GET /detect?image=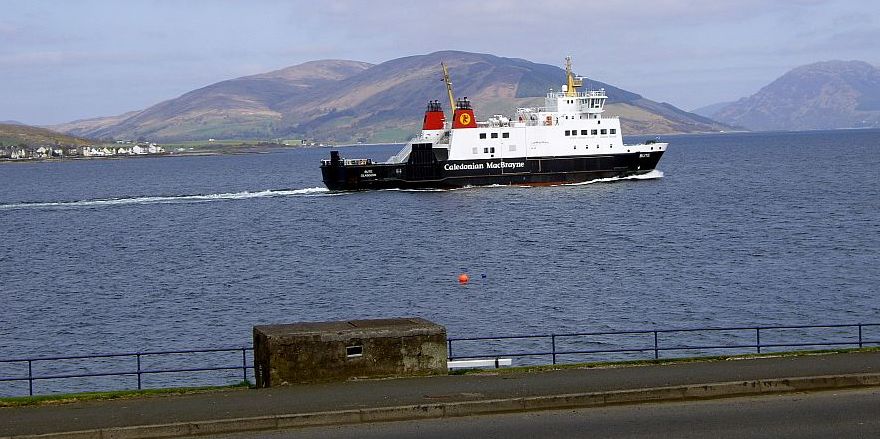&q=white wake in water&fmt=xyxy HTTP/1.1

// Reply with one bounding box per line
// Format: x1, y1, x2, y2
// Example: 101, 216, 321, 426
0, 187, 332, 211
560, 169, 664, 186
